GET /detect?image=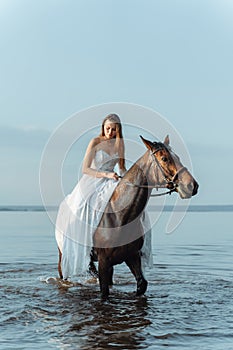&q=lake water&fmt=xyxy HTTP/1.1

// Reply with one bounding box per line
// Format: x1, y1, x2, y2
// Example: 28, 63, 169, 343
0, 207, 233, 349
